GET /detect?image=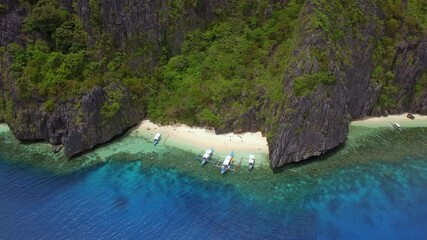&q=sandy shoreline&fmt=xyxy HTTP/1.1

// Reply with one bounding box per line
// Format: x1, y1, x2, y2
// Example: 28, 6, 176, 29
1, 113, 425, 166
131, 114, 426, 165
351, 113, 427, 128
131, 120, 270, 166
